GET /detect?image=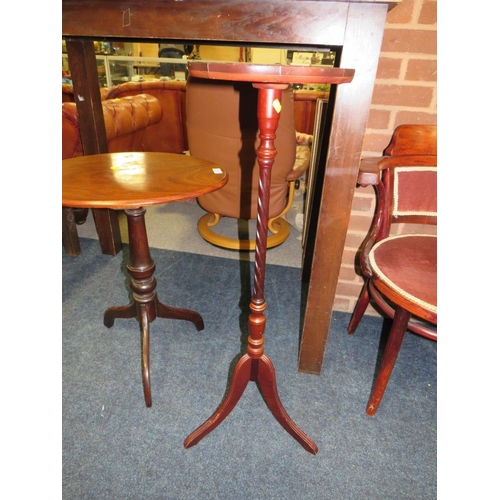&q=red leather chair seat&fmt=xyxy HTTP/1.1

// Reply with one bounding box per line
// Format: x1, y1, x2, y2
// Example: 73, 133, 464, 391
368, 234, 437, 313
